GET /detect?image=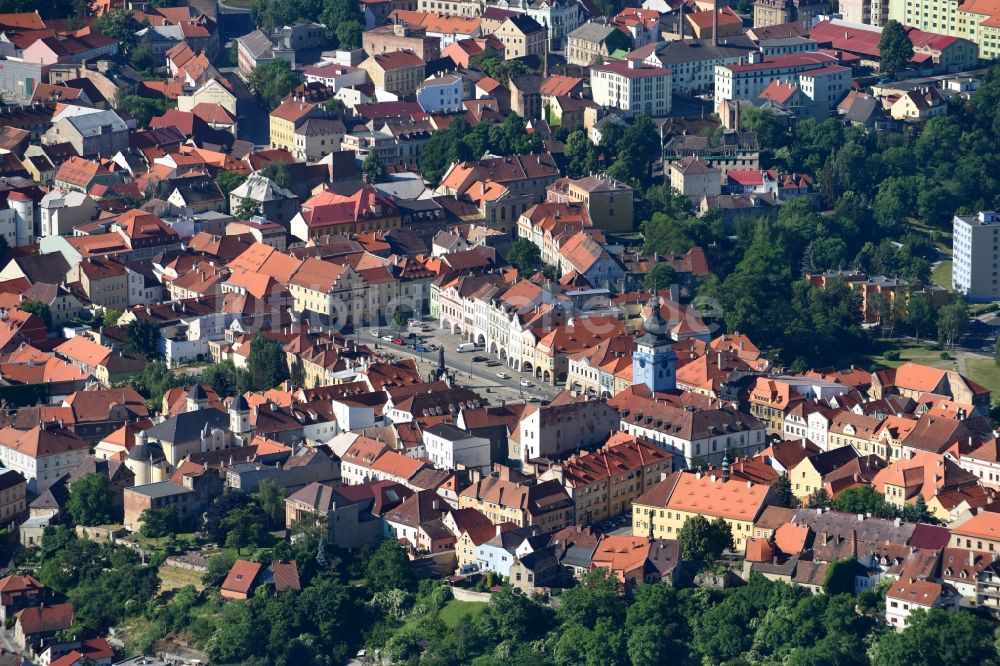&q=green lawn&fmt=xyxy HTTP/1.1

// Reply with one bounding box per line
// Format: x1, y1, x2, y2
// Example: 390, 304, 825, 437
965, 357, 1000, 397
158, 564, 206, 593
931, 260, 953, 291
439, 599, 487, 628
862, 340, 957, 372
